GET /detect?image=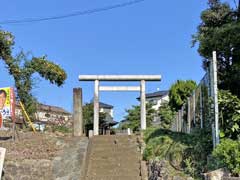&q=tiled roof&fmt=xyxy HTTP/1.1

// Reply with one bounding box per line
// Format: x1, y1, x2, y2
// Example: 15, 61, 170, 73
102, 120, 118, 126
16, 102, 71, 115
145, 90, 169, 98
37, 103, 71, 115
137, 90, 169, 100
99, 102, 114, 109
